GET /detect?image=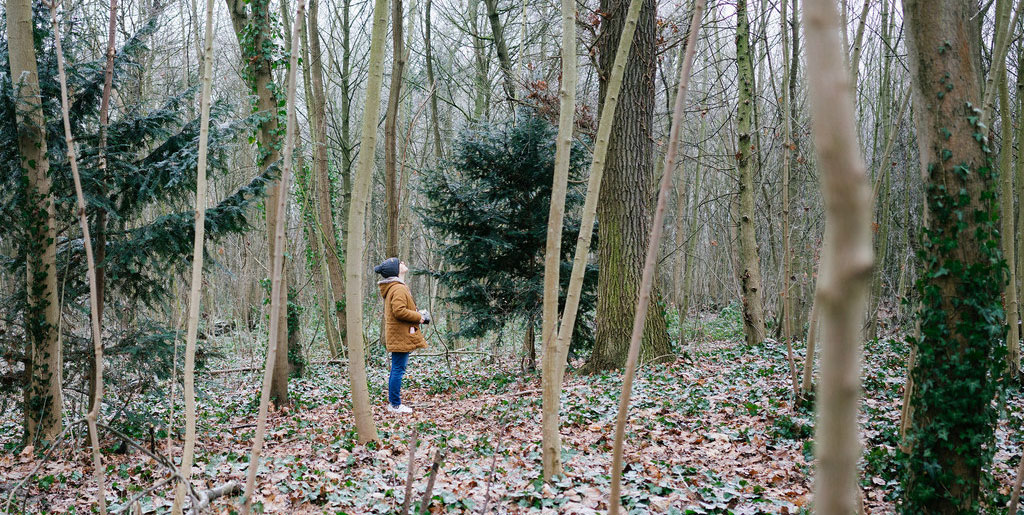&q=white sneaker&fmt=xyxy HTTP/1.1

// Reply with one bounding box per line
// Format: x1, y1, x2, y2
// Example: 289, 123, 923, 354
387, 404, 413, 414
